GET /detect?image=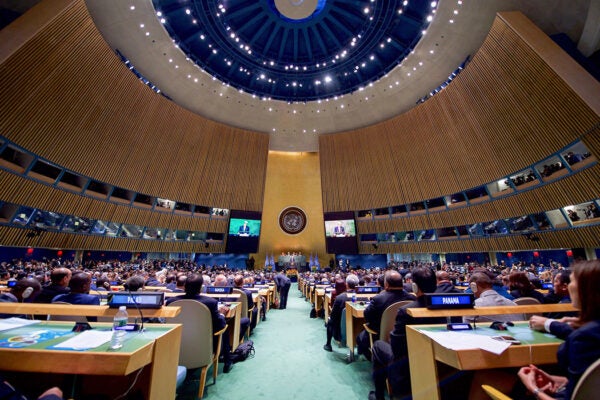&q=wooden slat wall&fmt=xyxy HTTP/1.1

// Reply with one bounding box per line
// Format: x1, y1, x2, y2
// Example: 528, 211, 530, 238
358, 224, 600, 254
320, 15, 600, 212
0, 225, 226, 253
0, 0, 269, 212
